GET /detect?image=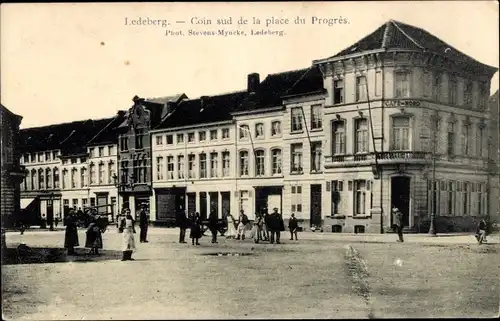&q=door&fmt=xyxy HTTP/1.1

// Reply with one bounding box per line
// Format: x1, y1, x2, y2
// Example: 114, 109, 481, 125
221, 192, 230, 219
199, 192, 207, 220
97, 195, 108, 214
46, 199, 54, 225
110, 197, 117, 221
310, 184, 322, 227
391, 176, 411, 227
209, 192, 219, 217
187, 193, 196, 216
